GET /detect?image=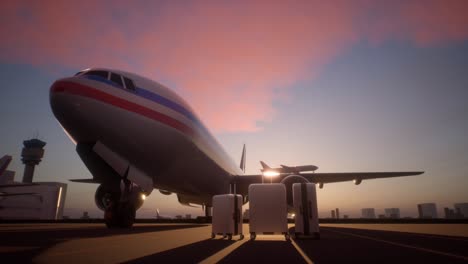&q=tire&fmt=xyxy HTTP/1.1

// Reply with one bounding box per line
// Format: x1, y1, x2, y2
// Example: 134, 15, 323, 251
211, 233, 215, 239
250, 232, 256, 241
240, 234, 244, 240
227, 234, 232, 240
